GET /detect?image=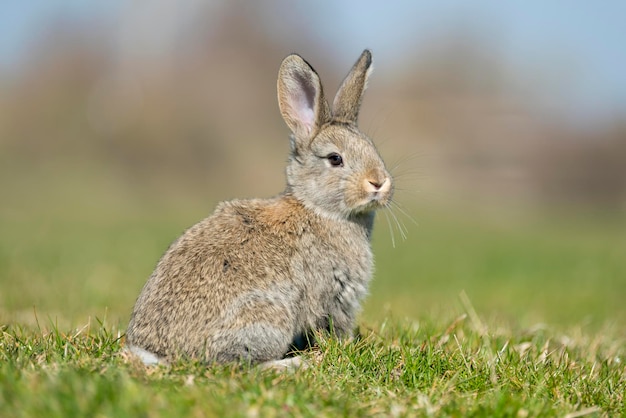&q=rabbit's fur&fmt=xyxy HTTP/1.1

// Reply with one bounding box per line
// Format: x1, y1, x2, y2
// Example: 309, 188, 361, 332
126, 50, 393, 365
